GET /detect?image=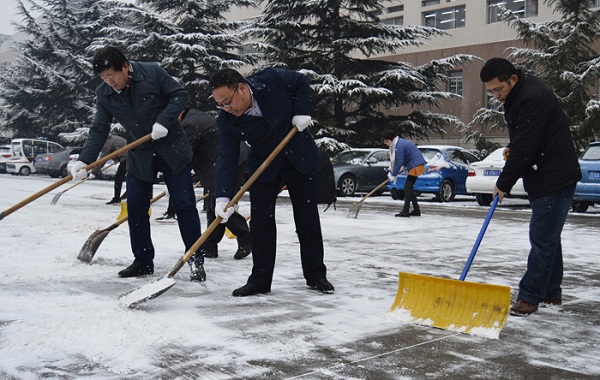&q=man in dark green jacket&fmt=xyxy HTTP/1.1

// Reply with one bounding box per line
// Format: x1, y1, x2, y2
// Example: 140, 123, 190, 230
71, 46, 204, 282
481, 58, 581, 317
